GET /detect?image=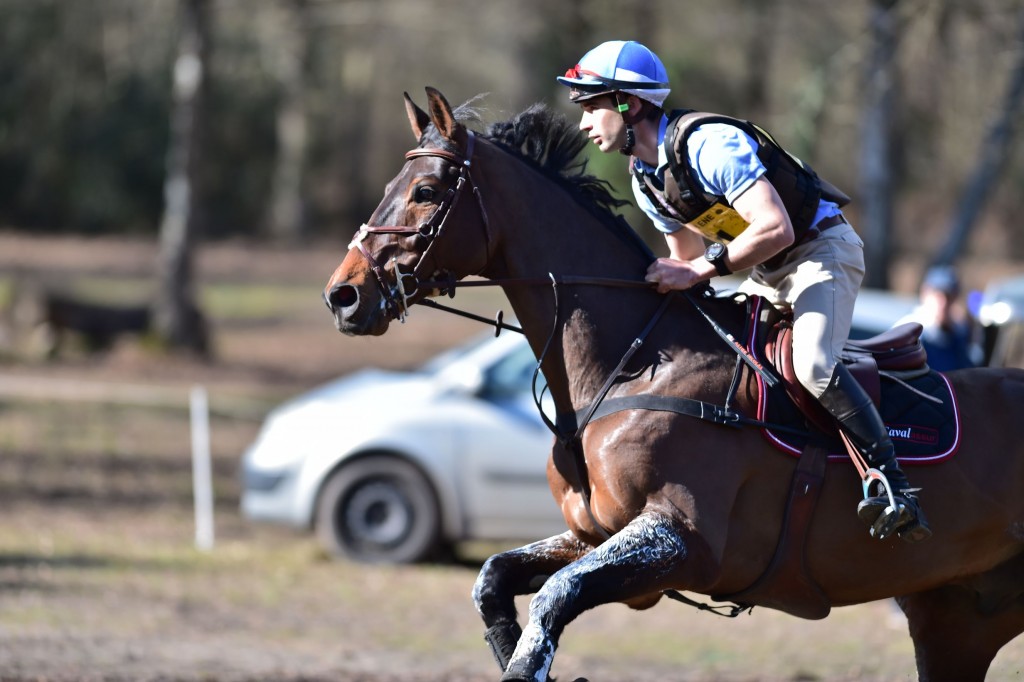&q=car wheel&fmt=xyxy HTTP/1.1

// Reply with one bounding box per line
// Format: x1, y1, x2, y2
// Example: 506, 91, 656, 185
315, 455, 443, 564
